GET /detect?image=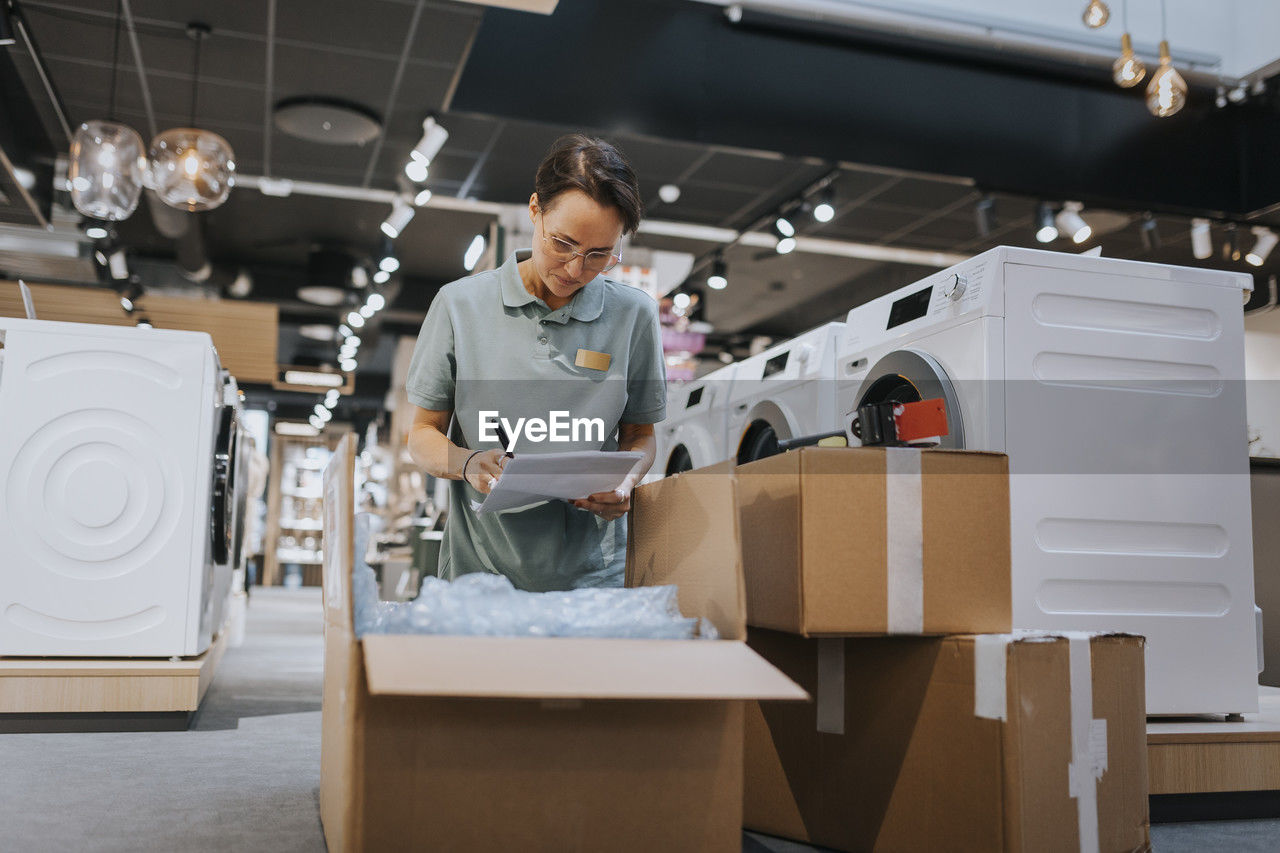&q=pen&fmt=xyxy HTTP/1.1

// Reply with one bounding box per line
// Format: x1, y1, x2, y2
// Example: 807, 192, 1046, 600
494, 420, 516, 457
